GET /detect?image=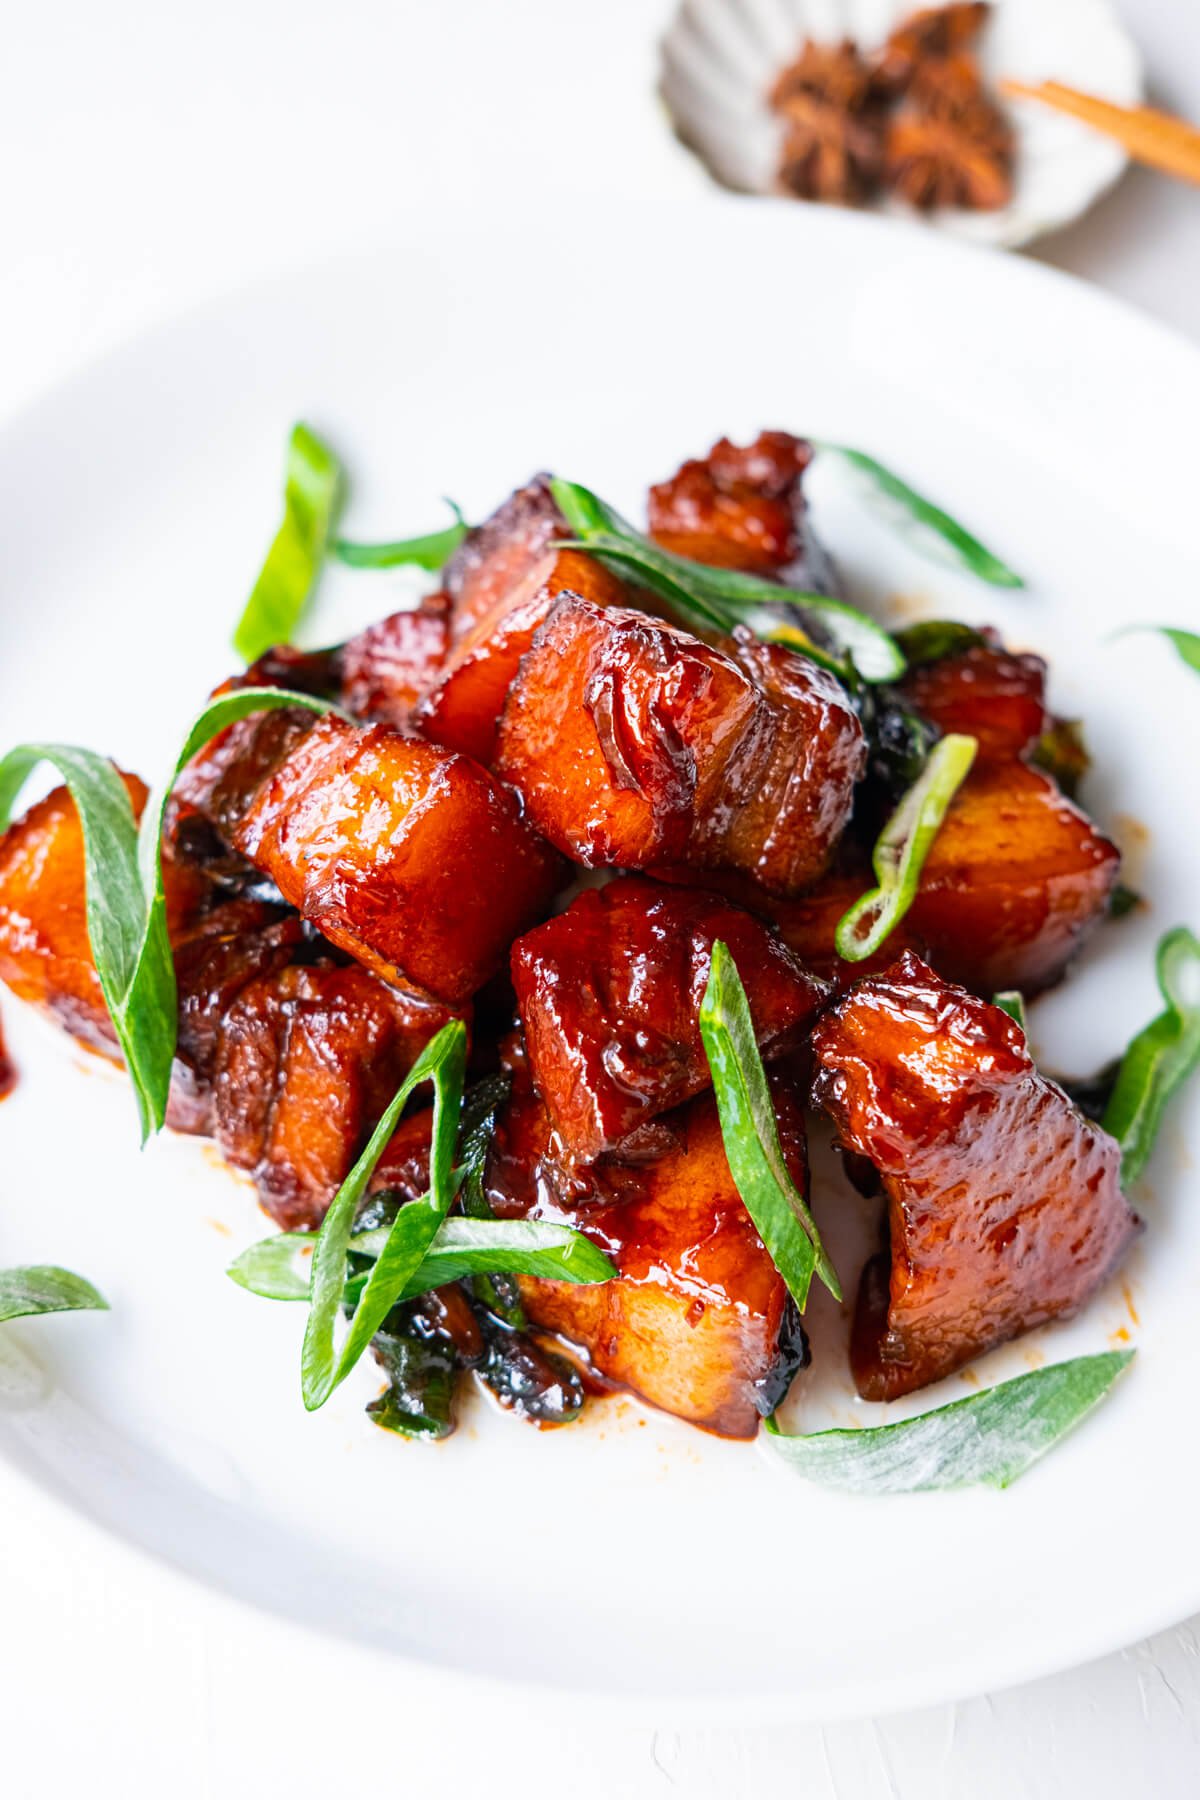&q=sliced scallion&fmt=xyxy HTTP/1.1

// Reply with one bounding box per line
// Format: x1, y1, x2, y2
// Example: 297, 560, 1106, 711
1112, 625, 1200, 677
233, 423, 344, 663
0, 1266, 108, 1323
764, 1351, 1133, 1492
549, 478, 904, 683
835, 733, 977, 963
816, 444, 1025, 589
699, 940, 840, 1309
331, 502, 468, 571
1102, 927, 1200, 1185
